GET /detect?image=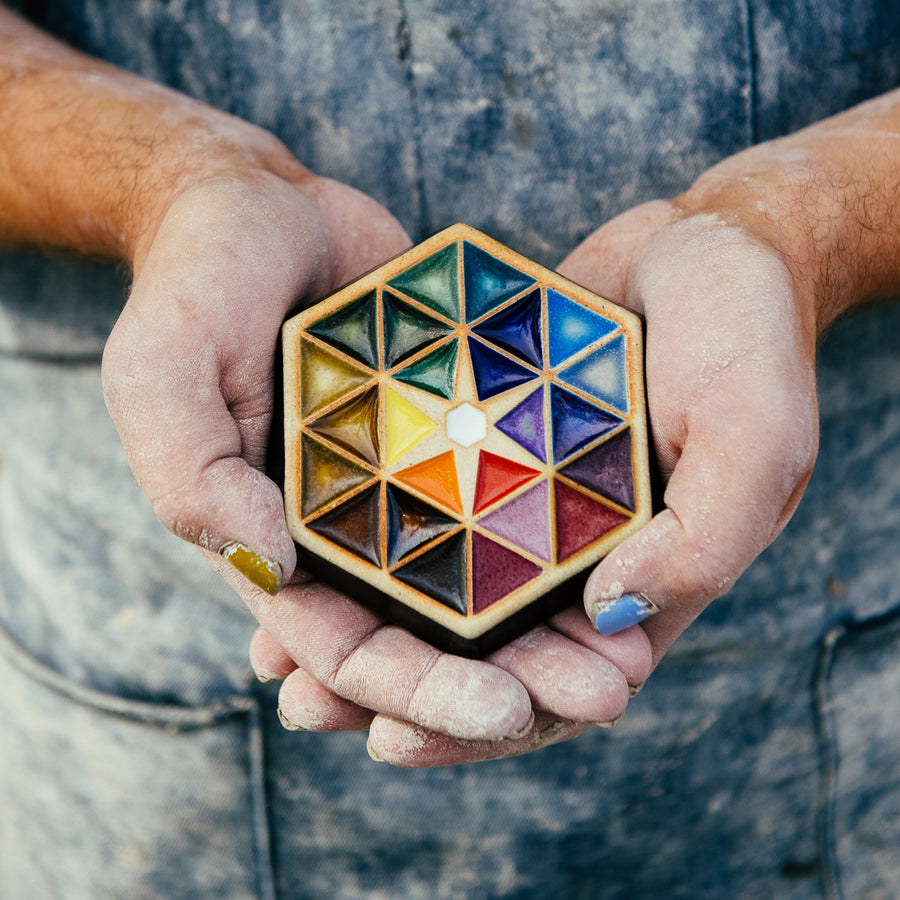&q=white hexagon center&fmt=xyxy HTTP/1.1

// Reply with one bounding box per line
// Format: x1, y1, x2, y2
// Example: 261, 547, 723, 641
446, 402, 487, 447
